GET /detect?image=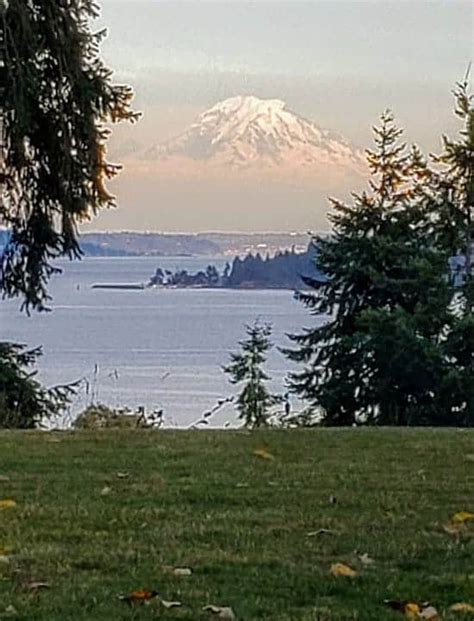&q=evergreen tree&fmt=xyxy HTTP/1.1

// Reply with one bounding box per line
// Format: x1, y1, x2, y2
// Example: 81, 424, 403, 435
285, 112, 452, 425
0, 0, 139, 311
0, 1, 137, 426
0, 342, 76, 428
224, 322, 277, 428
431, 78, 474, 422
